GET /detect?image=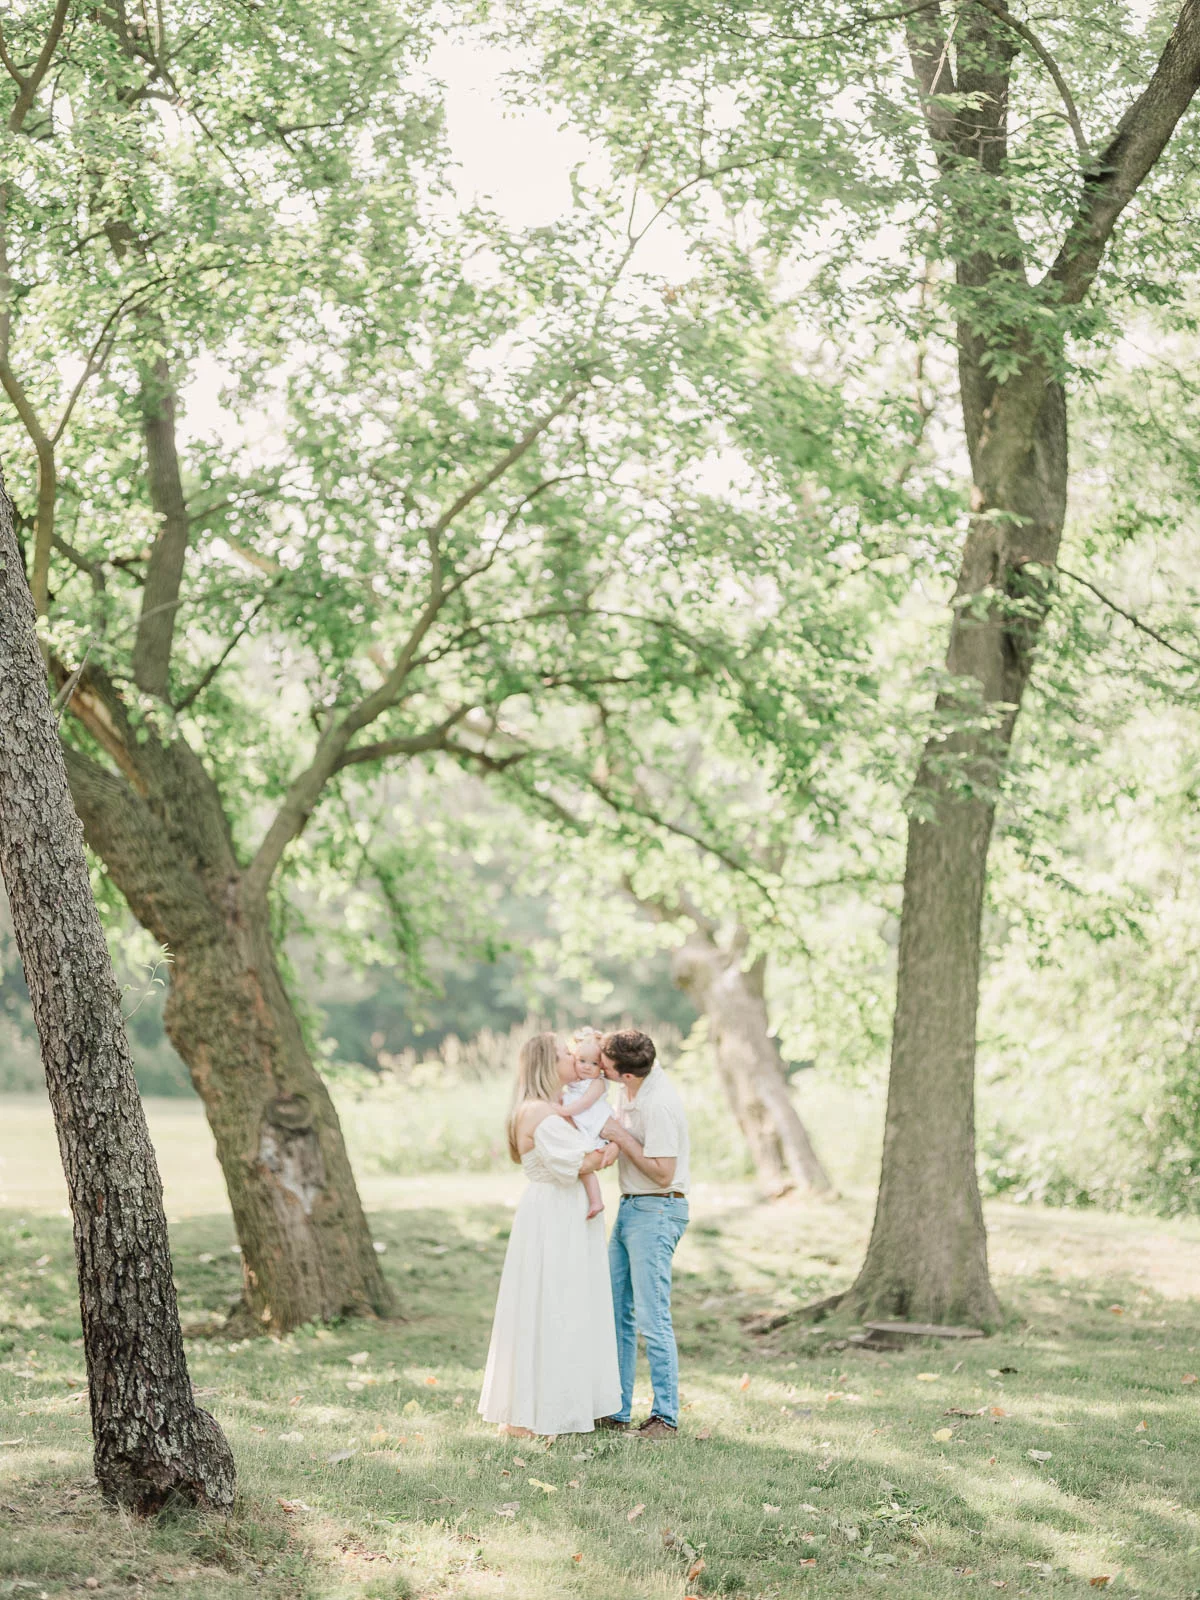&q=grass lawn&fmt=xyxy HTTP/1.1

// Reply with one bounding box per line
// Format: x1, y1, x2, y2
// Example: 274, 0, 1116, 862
3, 1100, 1200, 1599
